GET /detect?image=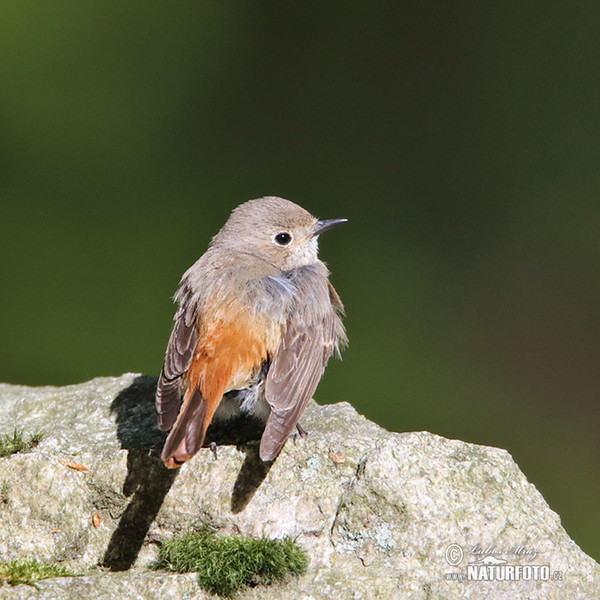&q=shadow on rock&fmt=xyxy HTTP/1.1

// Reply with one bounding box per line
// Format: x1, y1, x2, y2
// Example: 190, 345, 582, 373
230, 441, 274, 513
102, 376, 277, 569
204, 412, 274, 513
102, 375, 178, 571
